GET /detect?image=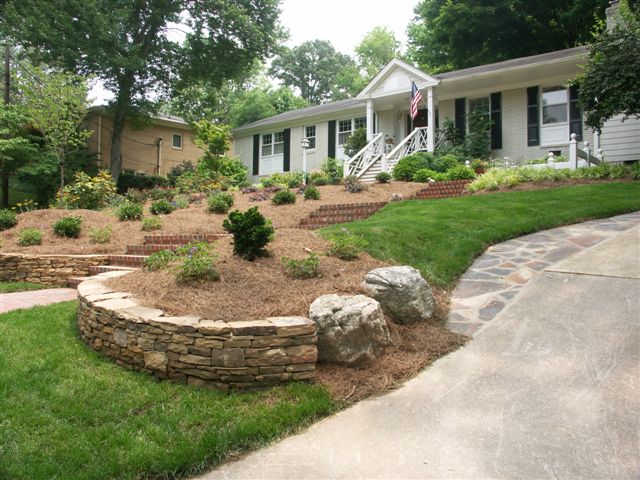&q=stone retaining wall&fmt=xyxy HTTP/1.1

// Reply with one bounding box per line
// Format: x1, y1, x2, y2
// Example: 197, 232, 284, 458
0, 253, 109, 286
77, 273, 318, 390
